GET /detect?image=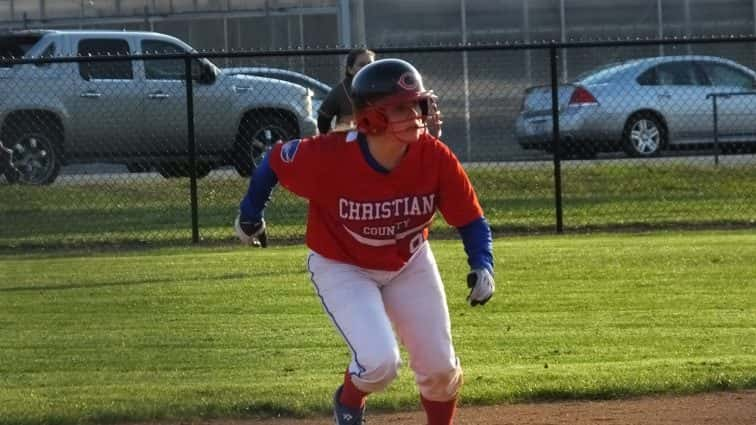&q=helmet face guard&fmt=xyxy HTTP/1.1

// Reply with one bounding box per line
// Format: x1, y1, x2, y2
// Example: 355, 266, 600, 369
356, 91, 442, 143
351, 59, 443, 142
